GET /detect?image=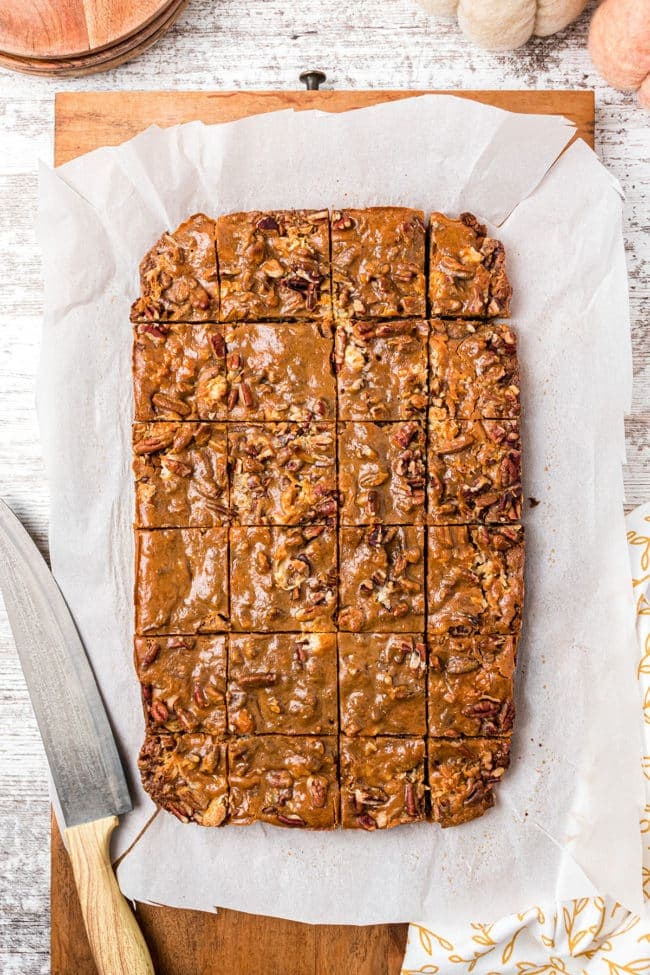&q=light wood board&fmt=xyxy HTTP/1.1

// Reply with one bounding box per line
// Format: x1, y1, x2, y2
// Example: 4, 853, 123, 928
51, 87, 595, 975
